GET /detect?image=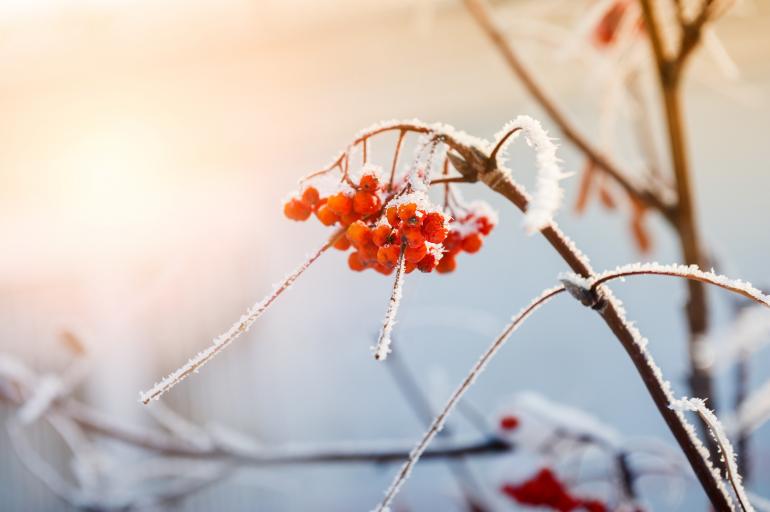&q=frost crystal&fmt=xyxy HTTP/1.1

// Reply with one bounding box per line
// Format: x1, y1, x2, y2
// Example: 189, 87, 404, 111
494, 115, 570, 234
373, 256, 406, 361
